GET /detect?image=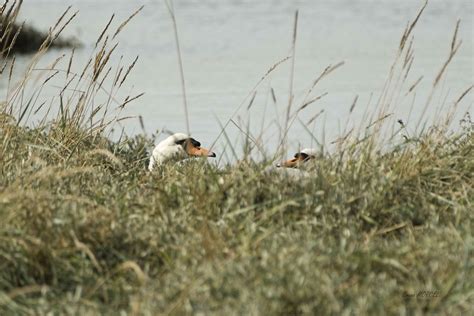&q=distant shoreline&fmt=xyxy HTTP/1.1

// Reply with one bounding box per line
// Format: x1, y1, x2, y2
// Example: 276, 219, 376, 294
0, 18, 80, 55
